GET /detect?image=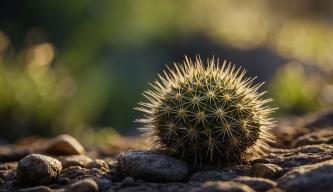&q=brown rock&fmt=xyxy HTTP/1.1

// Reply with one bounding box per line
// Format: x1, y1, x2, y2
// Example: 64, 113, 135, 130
17, 154, 62, 186
86, 159, 109, 171
43, 135, 85, 156
58, 155, 92, 168
278, 159, 333, 192
251, 163, 283, 179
